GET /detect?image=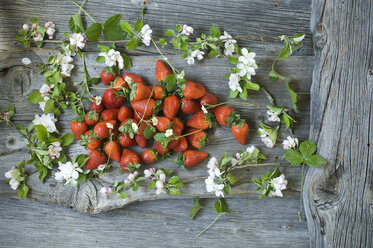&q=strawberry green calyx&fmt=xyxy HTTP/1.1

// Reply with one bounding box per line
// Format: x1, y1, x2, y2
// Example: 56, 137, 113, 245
174, 152, 187, 170
226, 111, 244, 126
205, 112, 217, 128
